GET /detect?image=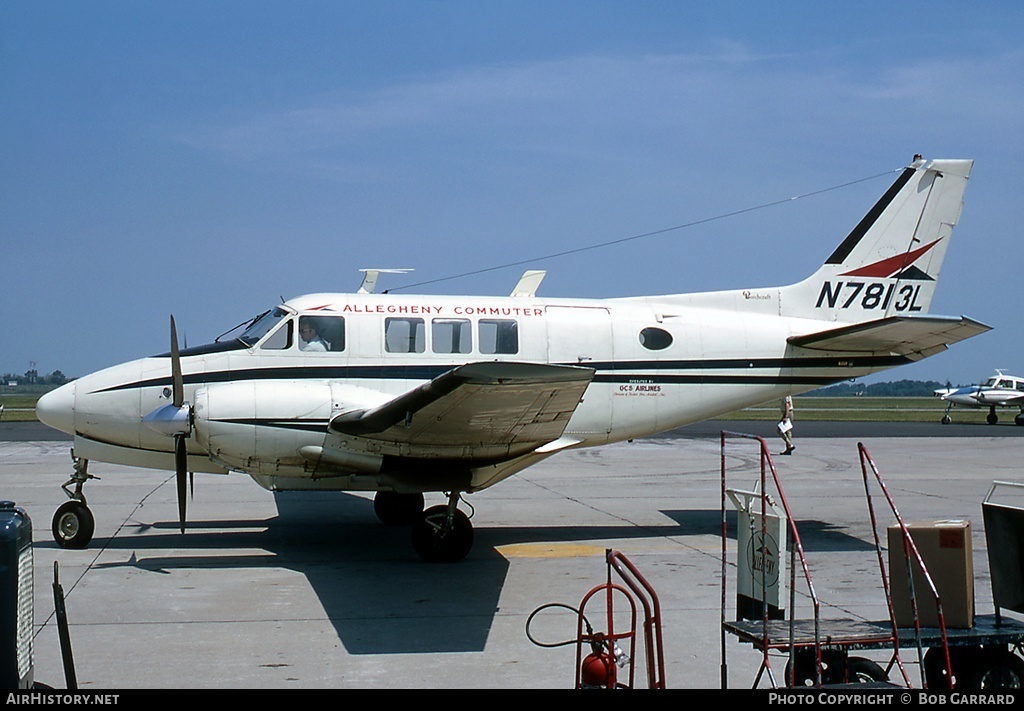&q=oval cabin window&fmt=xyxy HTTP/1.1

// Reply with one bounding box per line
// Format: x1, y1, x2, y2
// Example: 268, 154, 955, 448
639, 327, 673, 351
